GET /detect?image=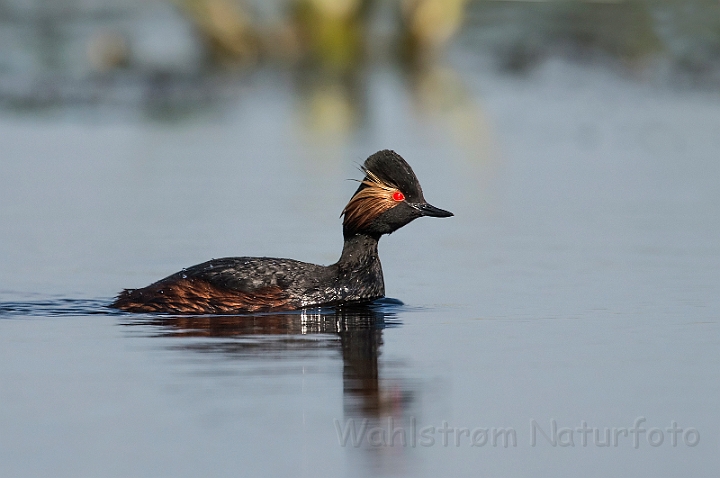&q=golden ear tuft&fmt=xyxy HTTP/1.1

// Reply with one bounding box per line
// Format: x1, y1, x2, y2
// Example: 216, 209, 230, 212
342, 170, 403, 231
